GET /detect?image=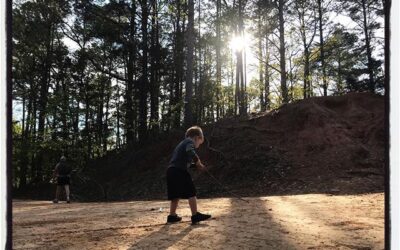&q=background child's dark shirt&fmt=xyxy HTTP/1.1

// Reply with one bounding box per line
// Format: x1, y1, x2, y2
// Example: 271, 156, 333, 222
169, 138, 199, 171
55, 162, 72, 176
